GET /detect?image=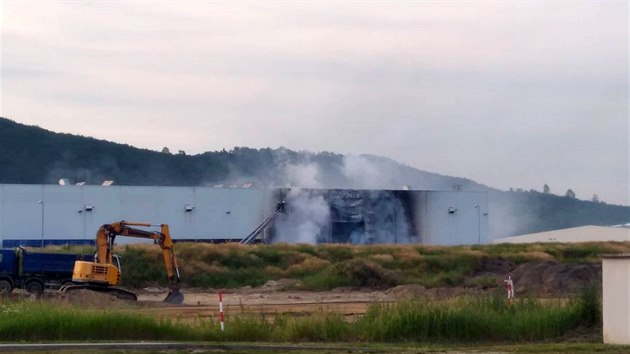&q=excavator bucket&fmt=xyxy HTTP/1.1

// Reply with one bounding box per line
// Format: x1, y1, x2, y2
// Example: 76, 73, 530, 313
163, 289, 184, 304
